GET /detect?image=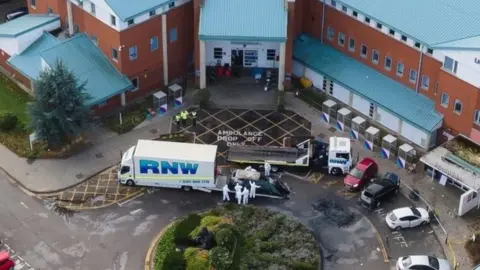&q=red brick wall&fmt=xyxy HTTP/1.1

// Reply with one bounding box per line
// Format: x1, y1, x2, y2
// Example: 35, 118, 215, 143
27, 0, 67, 26
167, 1, 194, 81
0, 49, 32, 90
91, 94, 122, 115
